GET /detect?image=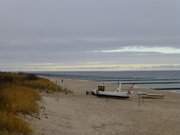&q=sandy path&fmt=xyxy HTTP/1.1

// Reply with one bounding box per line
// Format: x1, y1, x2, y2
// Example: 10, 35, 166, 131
31, 78, 180, 135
